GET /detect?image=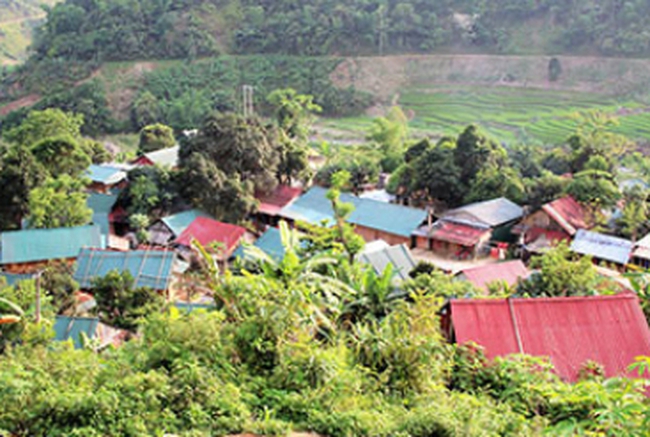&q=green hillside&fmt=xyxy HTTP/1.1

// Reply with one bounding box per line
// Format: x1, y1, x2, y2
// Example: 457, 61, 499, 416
0, 0, 60, 65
